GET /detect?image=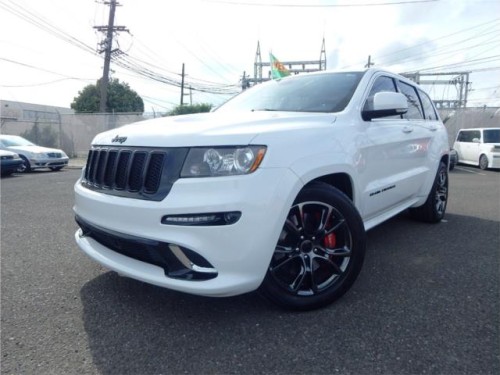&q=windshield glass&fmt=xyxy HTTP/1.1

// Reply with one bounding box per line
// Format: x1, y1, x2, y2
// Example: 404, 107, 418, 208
1, 136, 35, 147
483, 129, 500, 143
217, 72, 365, 113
